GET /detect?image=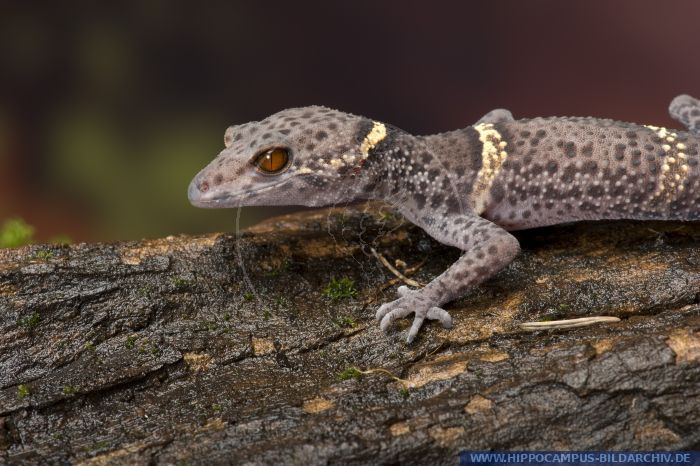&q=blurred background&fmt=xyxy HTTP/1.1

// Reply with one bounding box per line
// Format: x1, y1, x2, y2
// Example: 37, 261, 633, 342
2, 1, 700, 244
